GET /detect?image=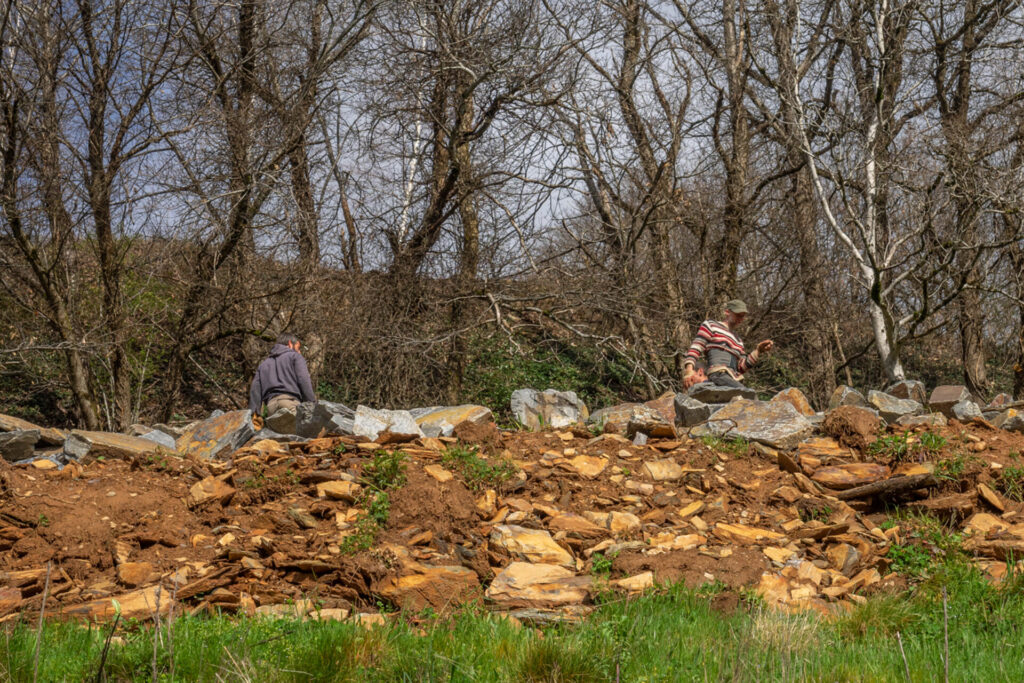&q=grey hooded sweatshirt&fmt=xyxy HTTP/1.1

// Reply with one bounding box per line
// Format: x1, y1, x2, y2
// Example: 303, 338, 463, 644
248, 344, 315, 413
